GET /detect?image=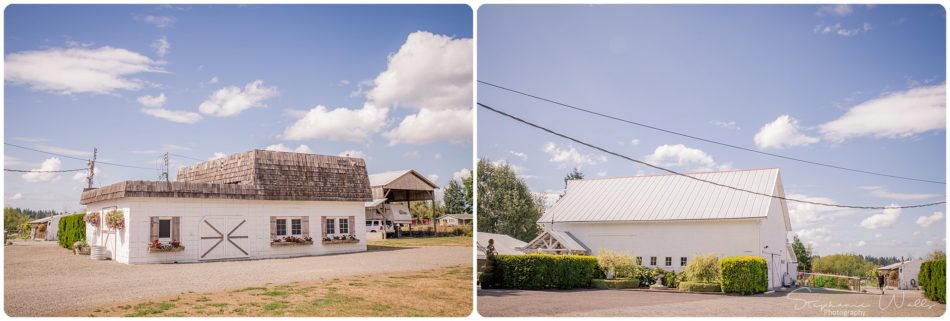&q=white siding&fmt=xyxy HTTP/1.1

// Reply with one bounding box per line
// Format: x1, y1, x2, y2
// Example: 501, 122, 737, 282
85, 197, 366, 264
